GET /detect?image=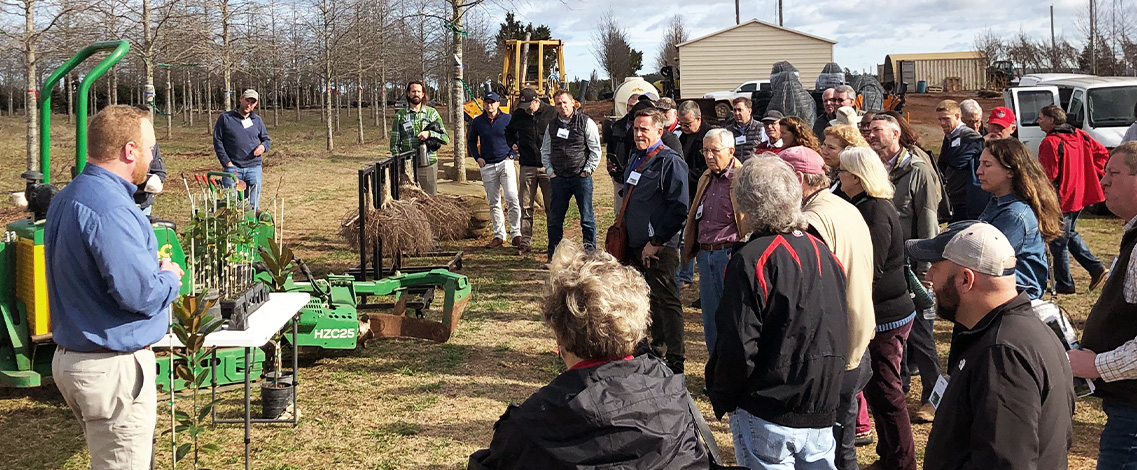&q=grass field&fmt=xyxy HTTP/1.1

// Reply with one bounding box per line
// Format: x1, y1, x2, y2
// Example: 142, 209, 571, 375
0, 104, 1123, 469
